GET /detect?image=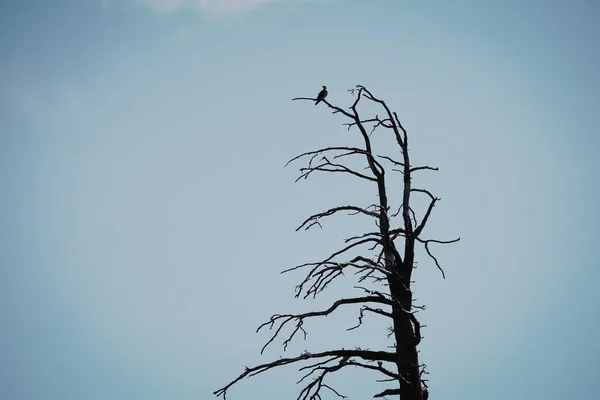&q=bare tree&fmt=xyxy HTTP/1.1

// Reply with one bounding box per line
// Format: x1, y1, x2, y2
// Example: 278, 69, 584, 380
213, 85, 459, 400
